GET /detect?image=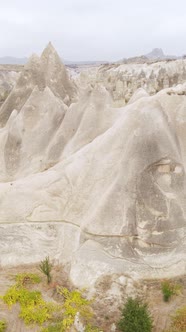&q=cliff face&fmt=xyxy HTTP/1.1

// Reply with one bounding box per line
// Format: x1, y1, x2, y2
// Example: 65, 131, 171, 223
0, 44, 185, 288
